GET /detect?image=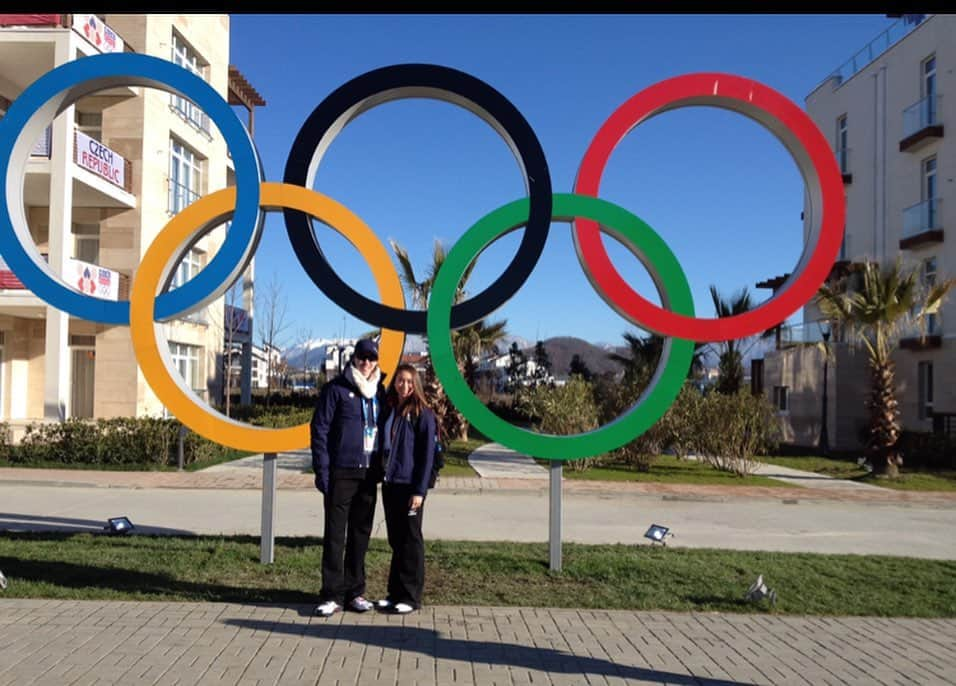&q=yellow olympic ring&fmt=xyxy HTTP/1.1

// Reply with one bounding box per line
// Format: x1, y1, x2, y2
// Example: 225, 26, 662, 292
130, 182, 406, 452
